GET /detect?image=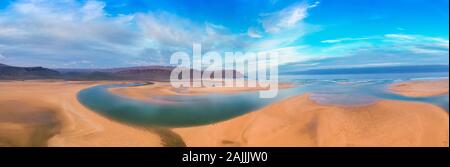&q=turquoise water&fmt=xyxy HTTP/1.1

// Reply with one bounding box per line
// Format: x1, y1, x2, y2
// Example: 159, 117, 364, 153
281, 72, 449, 110
78, 72, 449, 127
78, 83, 284, 127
